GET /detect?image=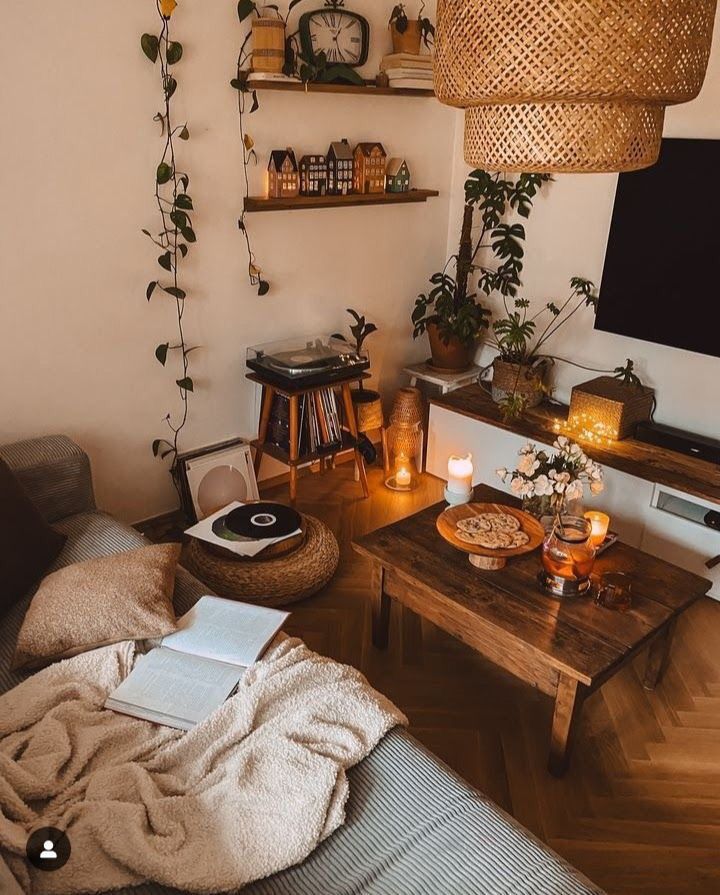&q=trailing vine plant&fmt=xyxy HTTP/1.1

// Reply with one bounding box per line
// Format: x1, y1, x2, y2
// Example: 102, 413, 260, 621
141, 0, 197, 494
